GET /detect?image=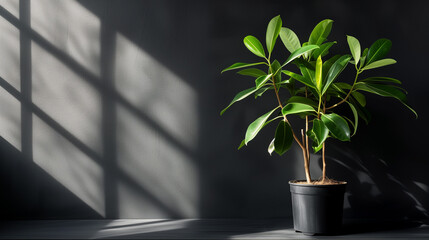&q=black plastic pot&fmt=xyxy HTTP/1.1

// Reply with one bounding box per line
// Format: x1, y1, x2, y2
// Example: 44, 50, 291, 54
289, 181, 347, 235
